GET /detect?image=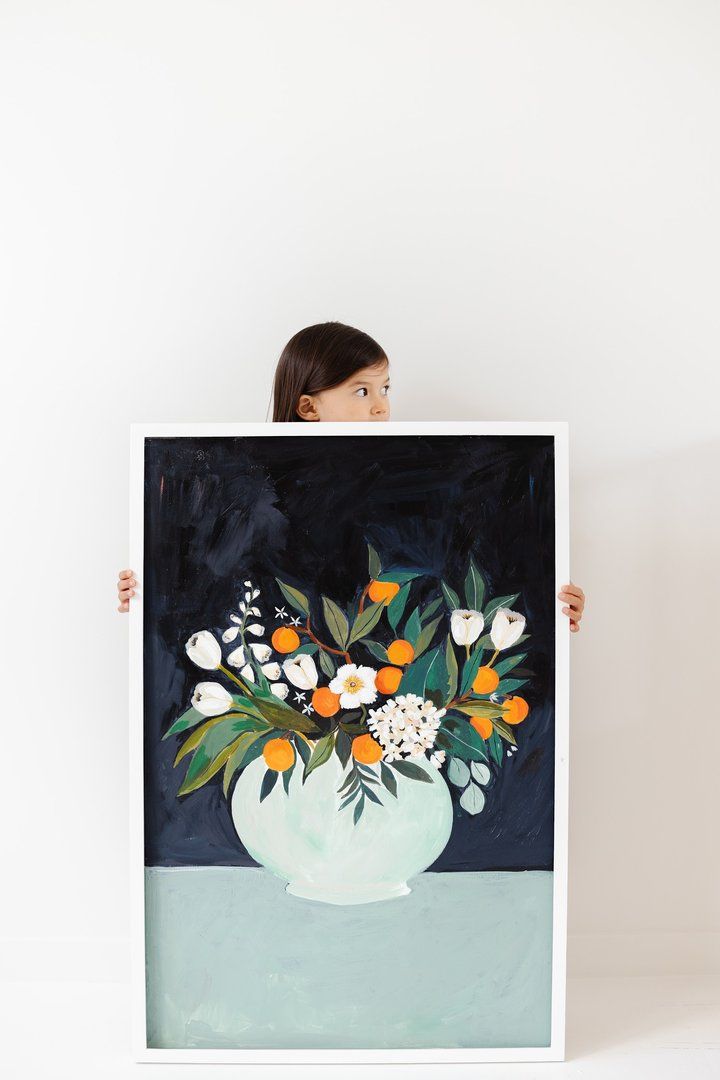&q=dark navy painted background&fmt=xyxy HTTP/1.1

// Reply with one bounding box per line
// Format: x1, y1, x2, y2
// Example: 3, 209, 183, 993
143, 434, 556, 871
